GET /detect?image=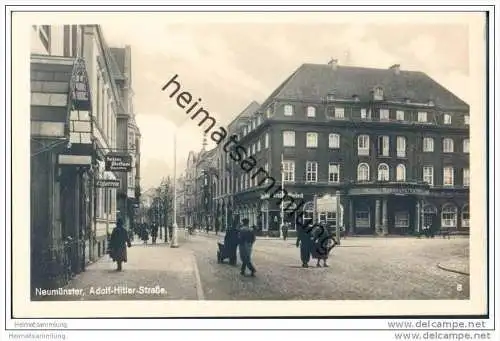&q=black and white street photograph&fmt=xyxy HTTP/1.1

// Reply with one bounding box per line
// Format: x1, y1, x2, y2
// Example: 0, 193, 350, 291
8, 8, 492, 325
